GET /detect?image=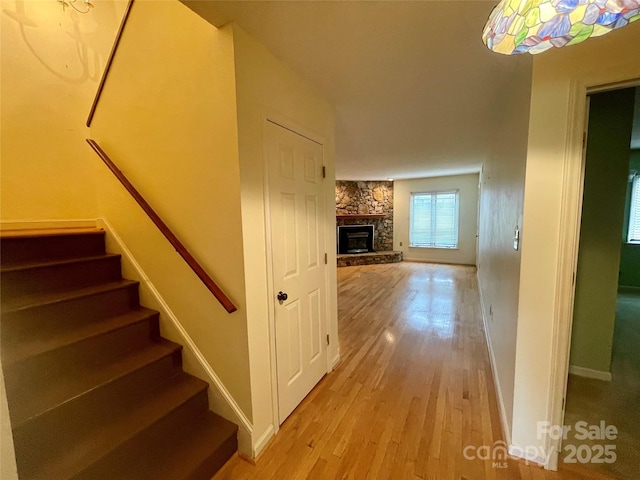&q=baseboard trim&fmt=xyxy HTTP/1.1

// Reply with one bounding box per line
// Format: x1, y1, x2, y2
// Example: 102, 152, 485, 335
97, 218, 254, 443
403, 257, 476, 267
568, 365, 612, 381
252, 424, 275, 458
476, 271, 512, 446
618, 285, 640, 295
331, 352, 341, 370
508, 444, 546, 466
